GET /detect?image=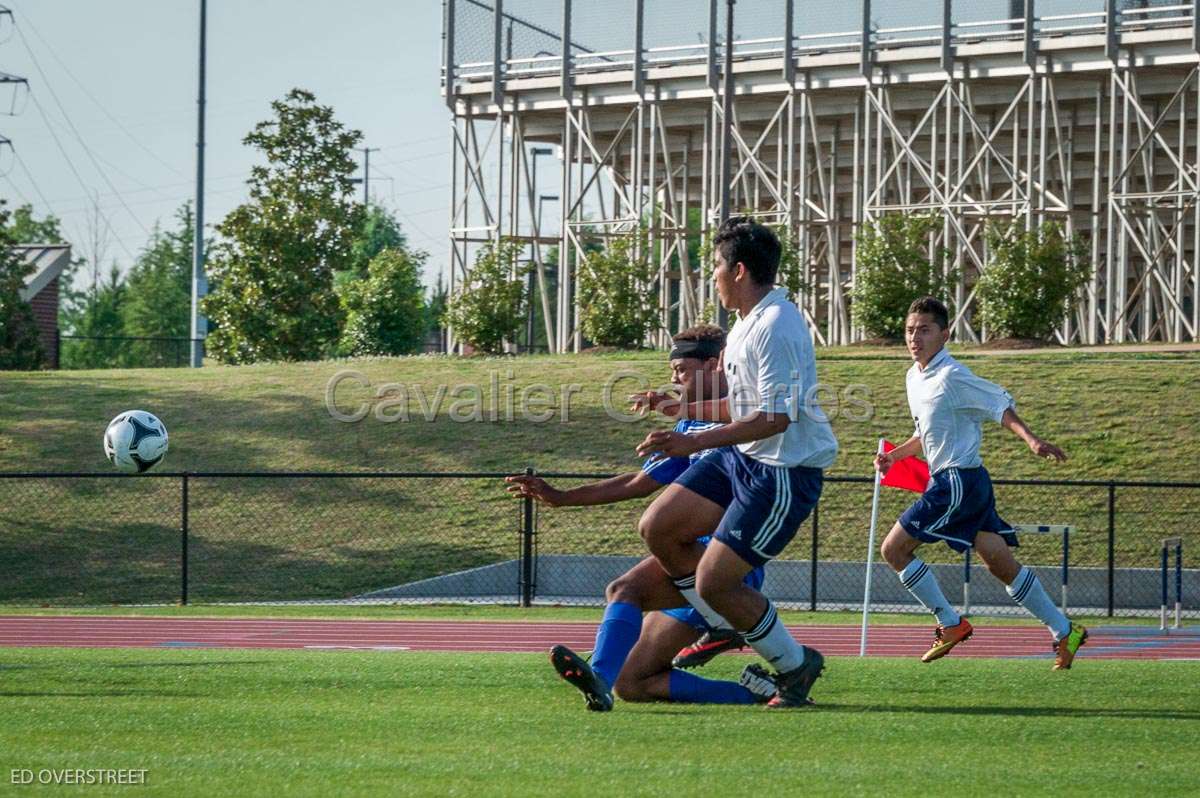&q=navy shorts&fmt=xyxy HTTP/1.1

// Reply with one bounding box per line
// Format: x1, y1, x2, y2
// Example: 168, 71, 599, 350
899, 466, 1018, 553
675, 447, 823, 568
661, 537, 765, 630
